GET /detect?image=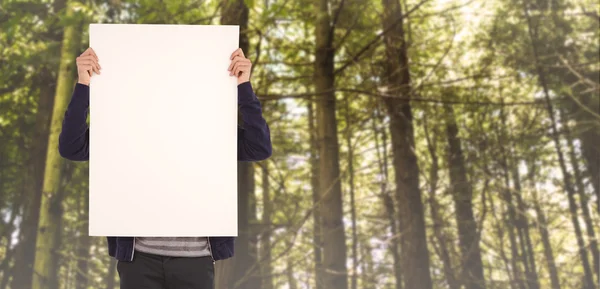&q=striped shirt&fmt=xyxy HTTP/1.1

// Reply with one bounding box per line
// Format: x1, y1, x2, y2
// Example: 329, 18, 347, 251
134, 237, 211, 257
